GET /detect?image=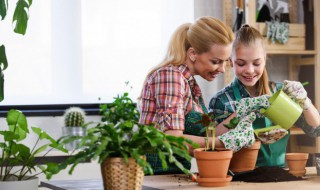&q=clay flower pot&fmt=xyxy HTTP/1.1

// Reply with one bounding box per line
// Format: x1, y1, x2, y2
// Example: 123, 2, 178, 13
197, 175, 232, 187
193, 148, 233, 187
285, 153, 309, 177
229, 140, 261, 172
